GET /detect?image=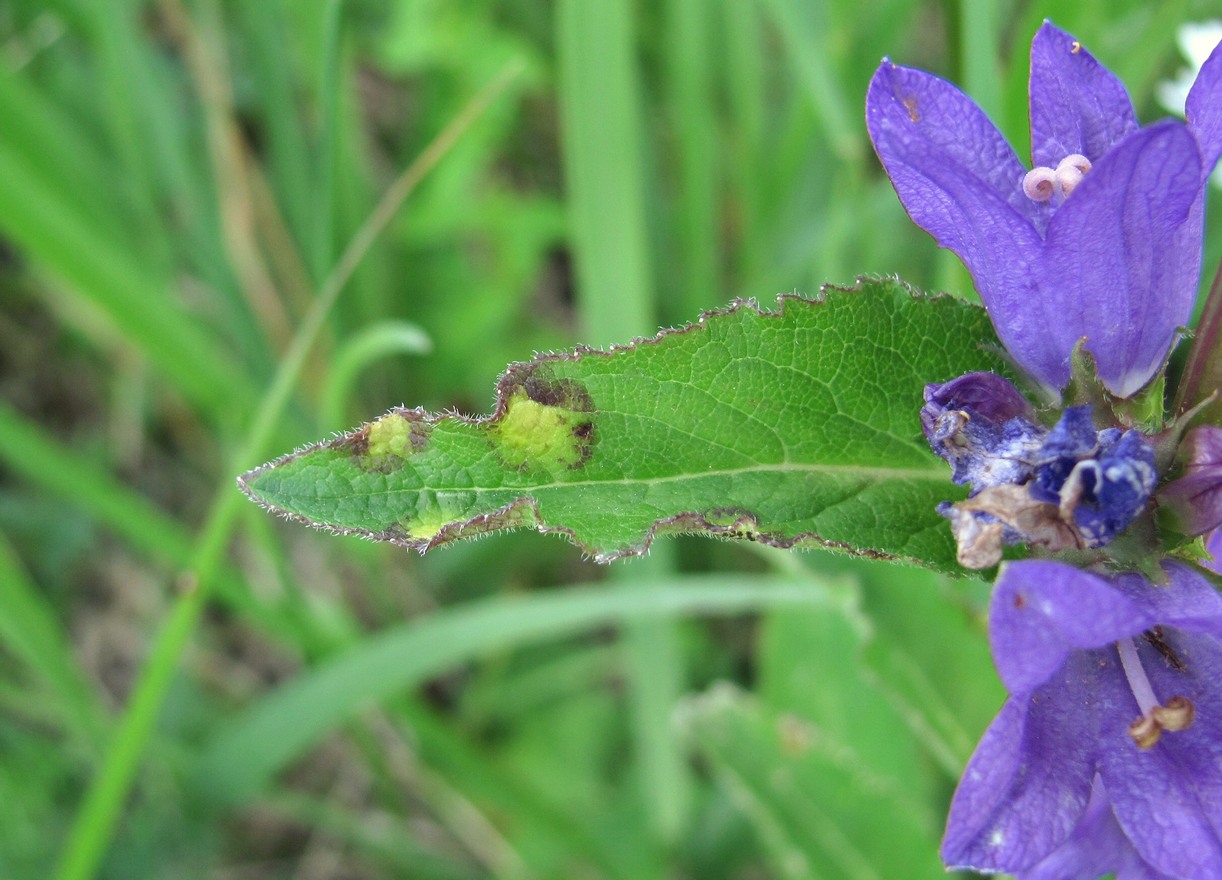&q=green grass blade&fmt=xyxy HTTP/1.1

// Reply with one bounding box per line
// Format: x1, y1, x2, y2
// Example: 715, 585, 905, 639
664, 0, 721, 319
320, 320, 433, 430
956, 0, 1002, 121
0, 532, 107, 745
310, 0, 346, 286
756, 0, 860, 164
556, 0, 654, 344
0, 400, 301, 644
194, 576, 833, 806
0, 144, 254, 417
